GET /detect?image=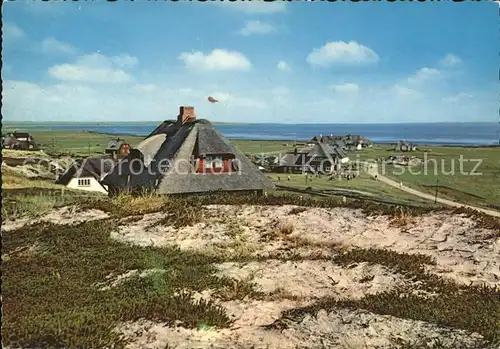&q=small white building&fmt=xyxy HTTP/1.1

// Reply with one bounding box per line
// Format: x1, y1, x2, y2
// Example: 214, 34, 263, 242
55, 156, 115, 194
